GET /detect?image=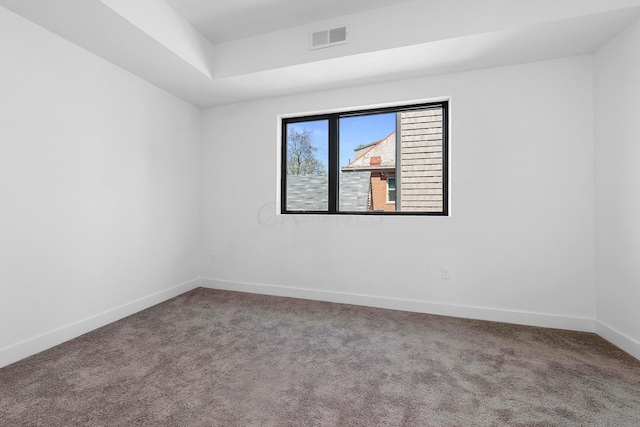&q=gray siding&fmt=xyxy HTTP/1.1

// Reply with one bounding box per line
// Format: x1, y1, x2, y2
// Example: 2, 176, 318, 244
286, 171, 371, 212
